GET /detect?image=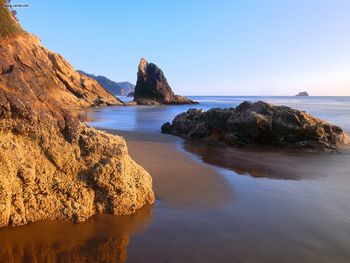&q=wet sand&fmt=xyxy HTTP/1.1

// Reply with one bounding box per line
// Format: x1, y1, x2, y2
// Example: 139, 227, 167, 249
124, 133, 350, 263
1, 125, 350, 263
0, 129, 235, 263
183, 139, 350, 180
0, 205, 152, 263
73, 98, 350, 263
111, 129, 350, 263
105, 129, 234, 209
